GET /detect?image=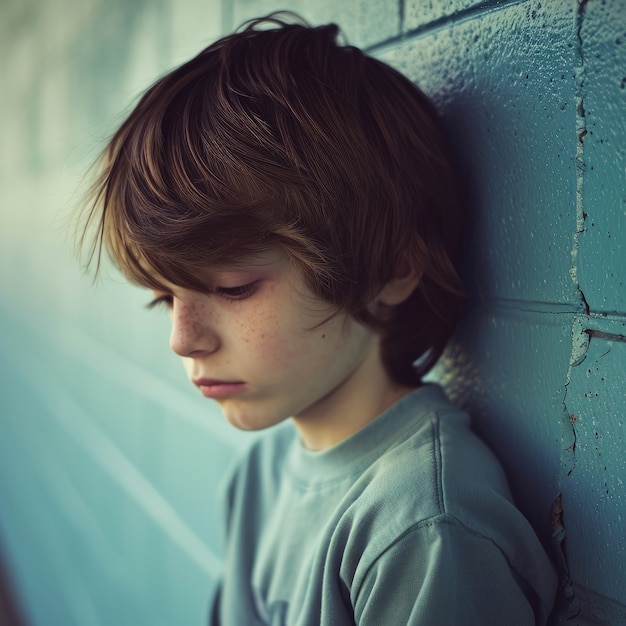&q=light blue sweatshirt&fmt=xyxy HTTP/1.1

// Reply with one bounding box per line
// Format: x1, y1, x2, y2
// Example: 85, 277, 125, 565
210, 384, 557, 625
